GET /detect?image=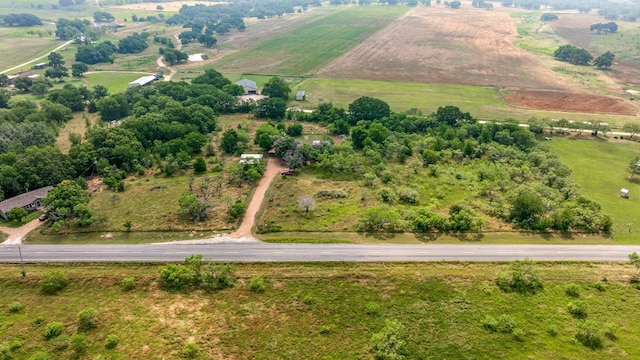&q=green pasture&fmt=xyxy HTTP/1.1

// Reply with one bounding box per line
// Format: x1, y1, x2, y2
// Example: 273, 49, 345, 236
0, 37, 62, 72
589, 22, 640, 62
213, 6, 408, 76
512, 11, 563, 57
84, 72, 150, 93
1, 262, 640, 359
297, 77, 640, 126
548, 137, 640, 243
